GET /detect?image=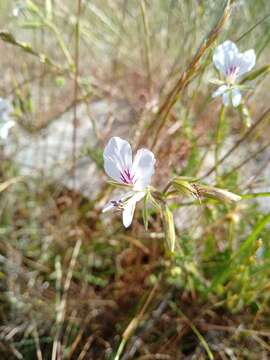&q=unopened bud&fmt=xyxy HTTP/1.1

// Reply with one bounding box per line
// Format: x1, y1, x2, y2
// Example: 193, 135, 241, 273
194, 184, 241, 203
